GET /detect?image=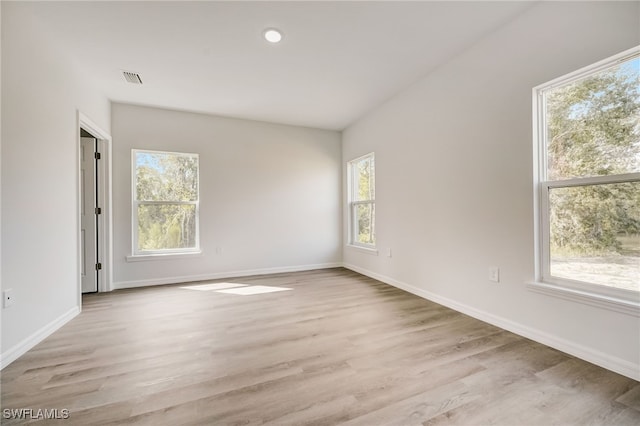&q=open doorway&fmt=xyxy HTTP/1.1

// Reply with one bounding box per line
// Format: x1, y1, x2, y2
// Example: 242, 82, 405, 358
78, 112, 112, 296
